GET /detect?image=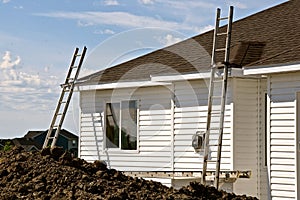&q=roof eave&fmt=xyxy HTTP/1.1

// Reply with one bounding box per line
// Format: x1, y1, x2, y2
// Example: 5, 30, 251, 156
243, 62, 300, 75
